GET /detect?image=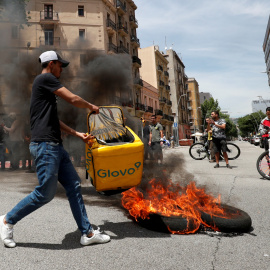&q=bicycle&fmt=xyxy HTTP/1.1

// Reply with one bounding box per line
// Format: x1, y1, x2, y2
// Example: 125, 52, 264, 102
189, 135, 241, 160
256, 125, 270, 180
